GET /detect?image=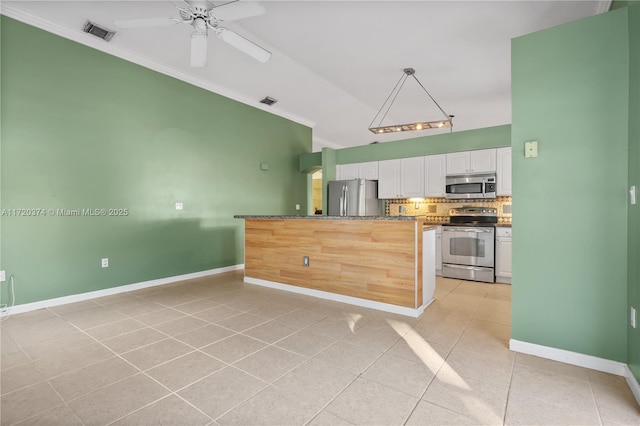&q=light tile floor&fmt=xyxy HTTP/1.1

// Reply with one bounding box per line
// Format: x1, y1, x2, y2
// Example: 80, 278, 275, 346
1, 272, 639, 425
